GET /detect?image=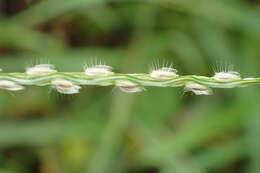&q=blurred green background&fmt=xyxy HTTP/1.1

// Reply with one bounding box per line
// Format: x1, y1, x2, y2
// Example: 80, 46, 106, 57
1, 0, 260, 173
